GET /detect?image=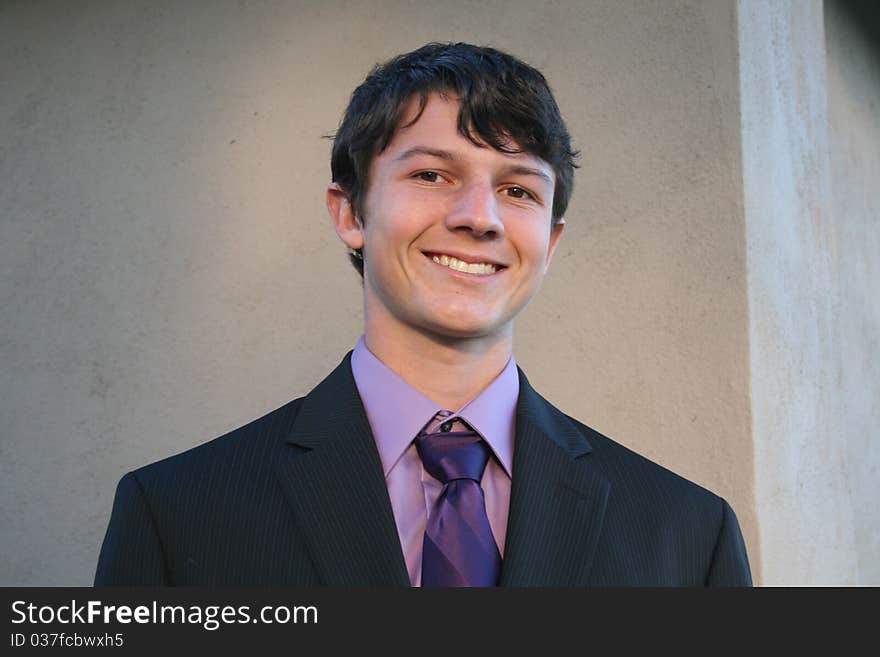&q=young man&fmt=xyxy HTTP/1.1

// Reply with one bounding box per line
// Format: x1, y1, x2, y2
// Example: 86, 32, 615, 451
95, 43, 751, 586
